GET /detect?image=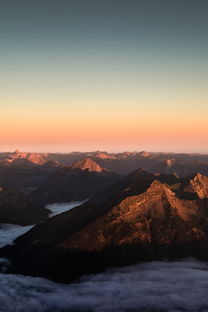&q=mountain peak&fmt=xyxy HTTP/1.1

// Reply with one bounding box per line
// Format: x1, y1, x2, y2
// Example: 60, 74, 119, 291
165, 158, 175, 167
139, 151, 151, 158
189, 172, 208, 198
8, 151, 47, 165
147, 179, 174, 194
70, 158, 105, 172
193, 172, 203, 180
95, 152, 116, 159
13, 149, 21, 154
